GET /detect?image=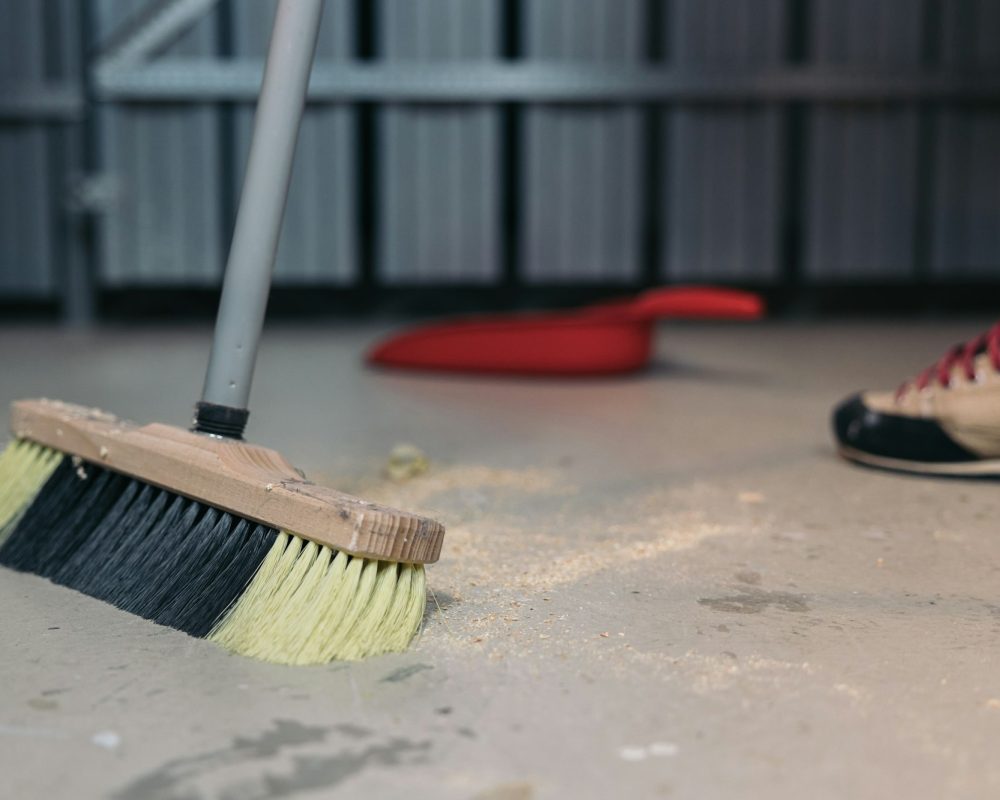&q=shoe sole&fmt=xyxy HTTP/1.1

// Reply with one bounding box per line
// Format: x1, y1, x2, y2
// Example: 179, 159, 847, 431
838, 445, 1000, 477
